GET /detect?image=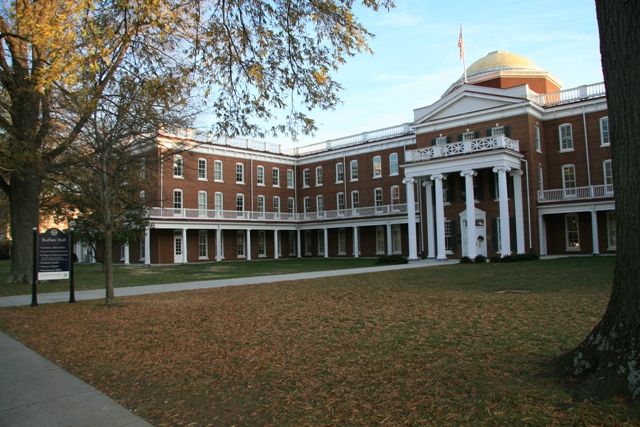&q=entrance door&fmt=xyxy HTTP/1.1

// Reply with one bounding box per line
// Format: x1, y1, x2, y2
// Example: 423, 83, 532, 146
174, 231, 183, 263
460, 208, 487, 258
